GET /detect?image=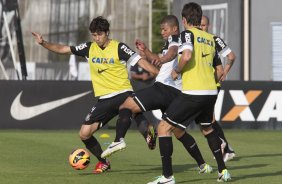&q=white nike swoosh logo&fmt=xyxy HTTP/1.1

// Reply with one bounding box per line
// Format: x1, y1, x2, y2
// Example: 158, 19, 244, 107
10, 91, 92, 120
